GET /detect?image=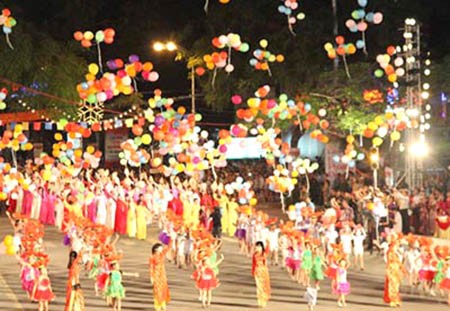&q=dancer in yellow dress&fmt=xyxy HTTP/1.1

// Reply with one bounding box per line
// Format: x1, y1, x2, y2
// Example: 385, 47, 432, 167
136, 194, 152, 240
